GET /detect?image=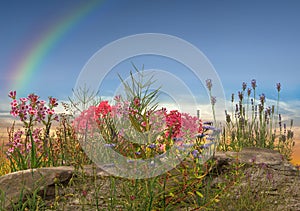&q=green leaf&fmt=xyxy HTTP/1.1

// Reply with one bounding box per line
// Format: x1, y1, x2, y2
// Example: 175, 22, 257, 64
196, 191, 204, 198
